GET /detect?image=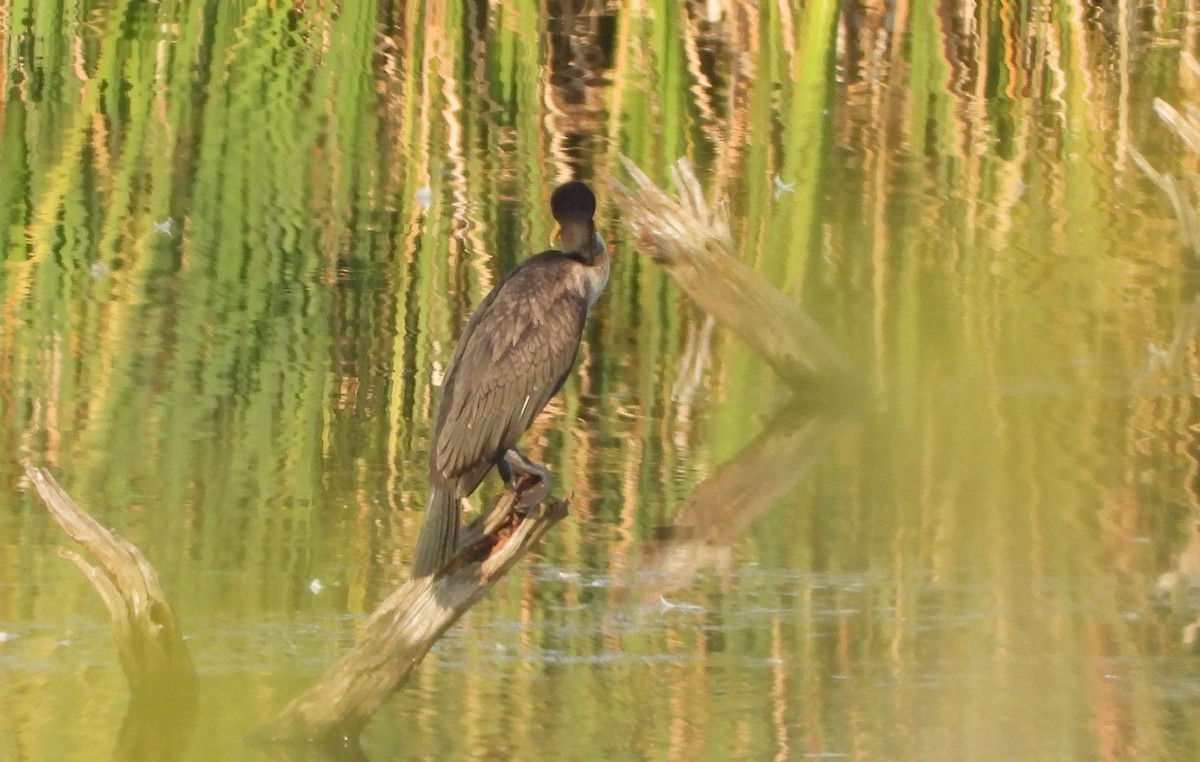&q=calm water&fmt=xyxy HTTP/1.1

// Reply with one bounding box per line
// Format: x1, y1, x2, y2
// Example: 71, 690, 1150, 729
4, 1, 1200, 760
